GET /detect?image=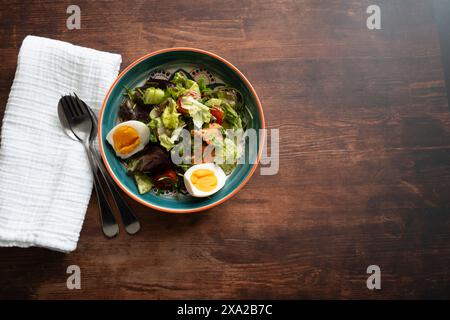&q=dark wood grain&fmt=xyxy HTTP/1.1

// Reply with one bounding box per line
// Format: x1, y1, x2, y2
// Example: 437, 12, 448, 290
1, 0, 450, 299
